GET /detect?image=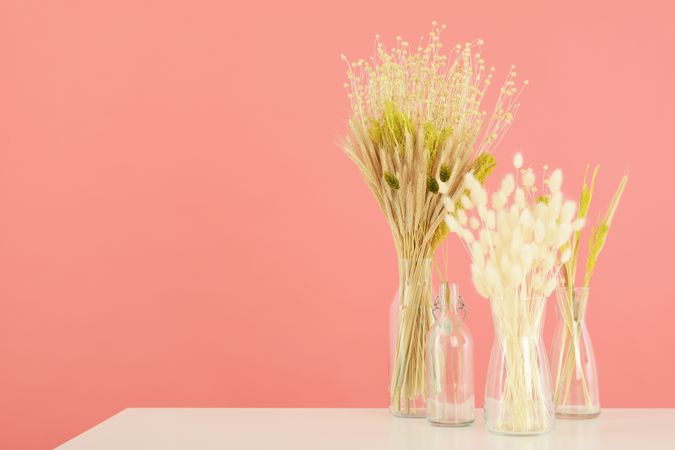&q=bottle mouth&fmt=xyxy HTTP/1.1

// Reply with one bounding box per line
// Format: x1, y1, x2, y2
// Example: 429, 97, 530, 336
556, 286, 589, 317
558, 284, 590, 293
